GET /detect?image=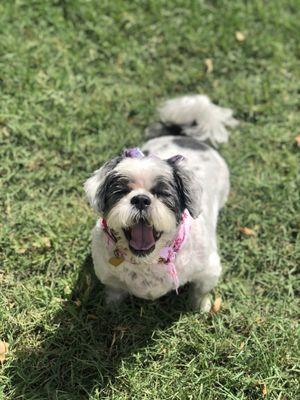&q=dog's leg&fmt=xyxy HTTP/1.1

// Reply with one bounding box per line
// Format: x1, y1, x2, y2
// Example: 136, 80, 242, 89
190, 252, 221, 312
105, 286, 128, 305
